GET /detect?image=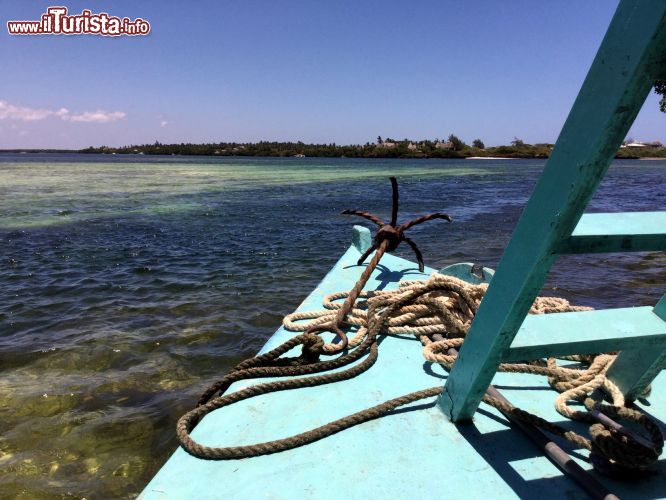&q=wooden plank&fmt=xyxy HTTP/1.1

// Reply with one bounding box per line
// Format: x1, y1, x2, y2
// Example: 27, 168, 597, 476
562, 212, 666, 253
605, 295, 666, 400
351, 224, 373, 253
605, 348, 666, 401
503, 306, 666, 362
649, 45, 666, 80
441, 0, 666, 422
653, 66, 666, 80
